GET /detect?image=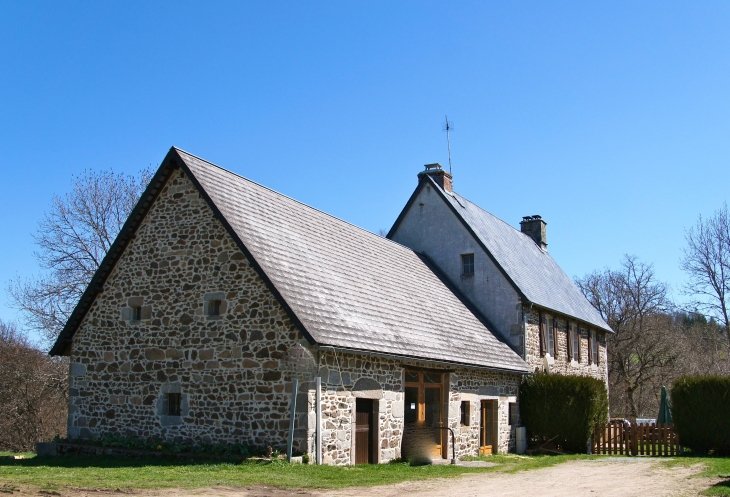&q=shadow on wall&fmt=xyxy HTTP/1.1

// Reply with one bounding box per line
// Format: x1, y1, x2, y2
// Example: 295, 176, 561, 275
401, 421, 440, 465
